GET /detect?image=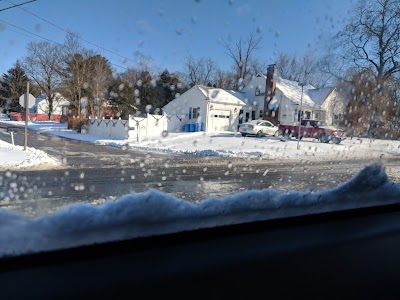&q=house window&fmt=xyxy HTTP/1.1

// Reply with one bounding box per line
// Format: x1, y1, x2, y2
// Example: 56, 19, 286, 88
251, 111, 256, 120
259, 110, 263, 119
189, 107, 200, 119
245, 112, 250, 122
297, 110, 304, 121
192, 107, 198, 119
